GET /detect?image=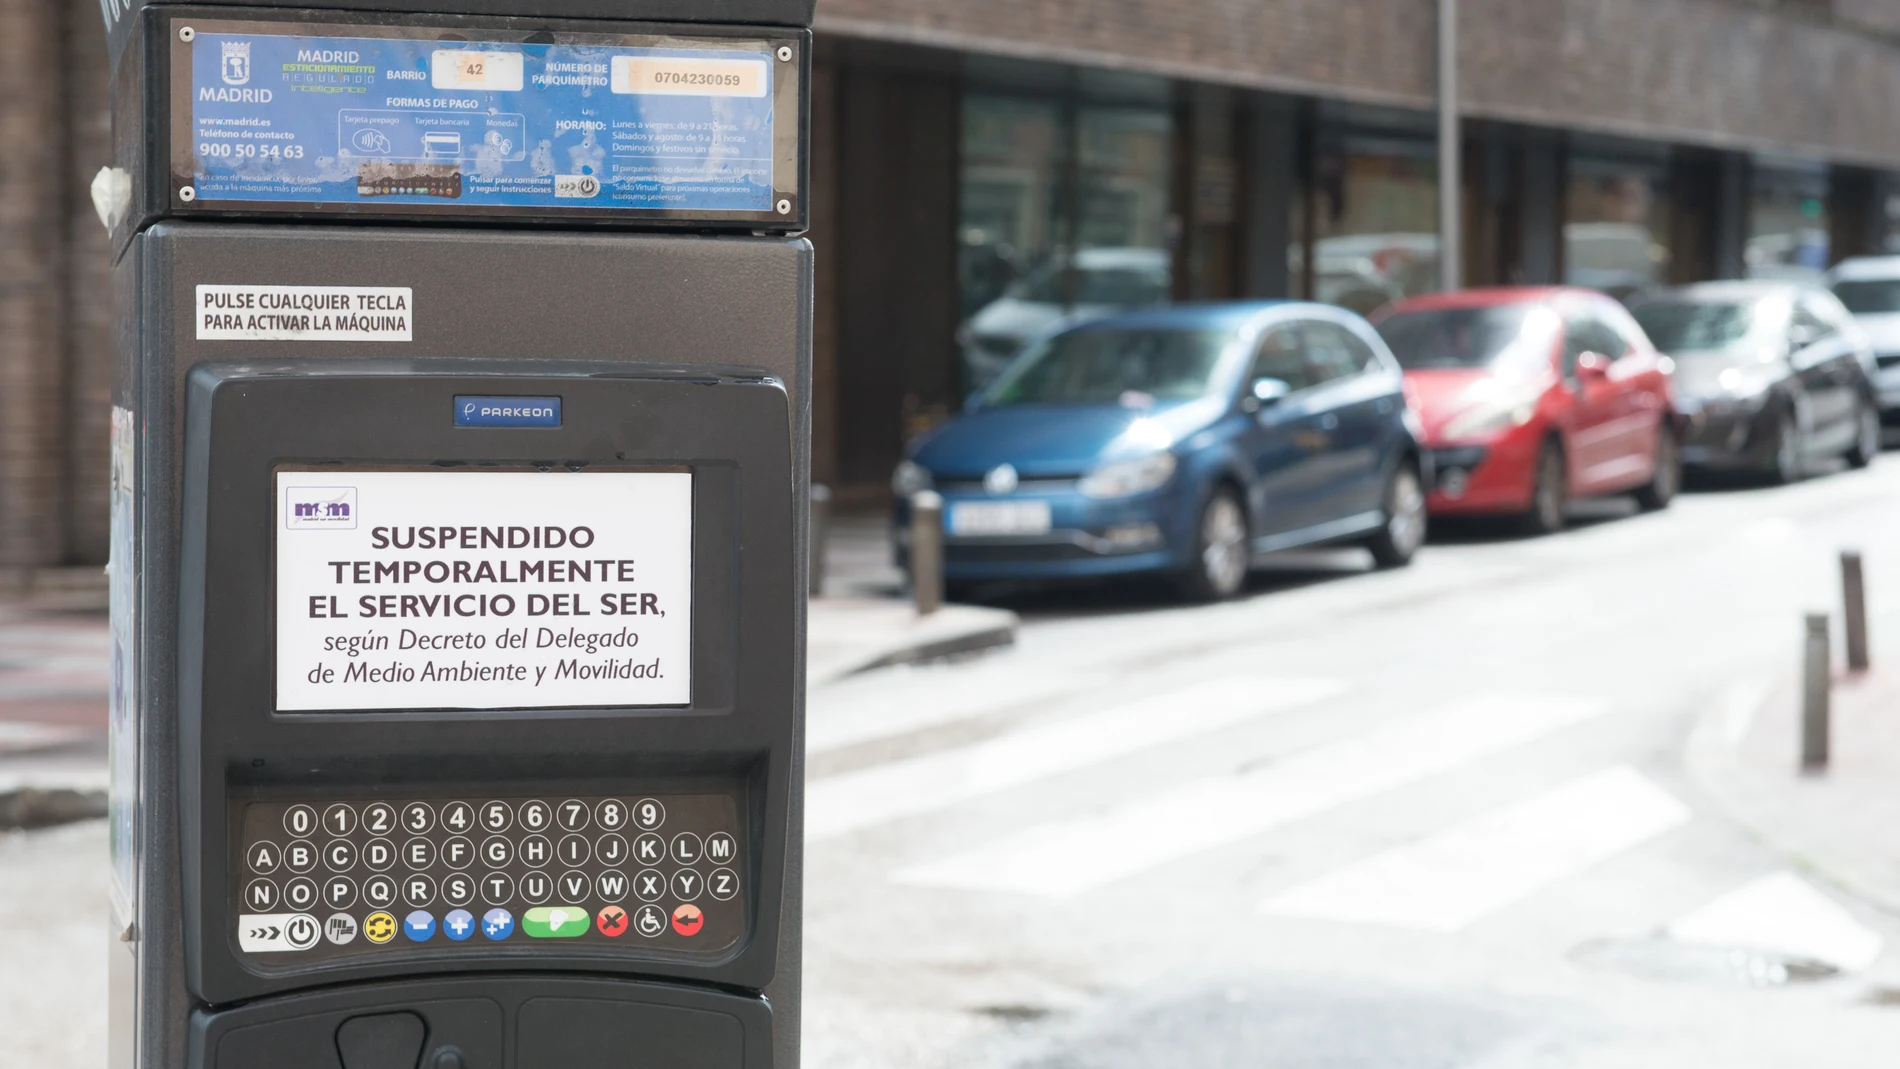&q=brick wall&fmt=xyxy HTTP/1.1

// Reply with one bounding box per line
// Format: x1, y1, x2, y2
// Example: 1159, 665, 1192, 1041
0, 0, 112, 572
815, 0, 1900, 167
